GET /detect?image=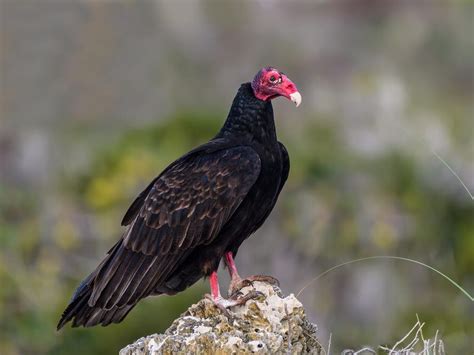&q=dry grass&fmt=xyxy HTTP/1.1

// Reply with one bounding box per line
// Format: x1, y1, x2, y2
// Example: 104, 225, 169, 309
378, 315, 445, 355
330, 316, 445, 355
